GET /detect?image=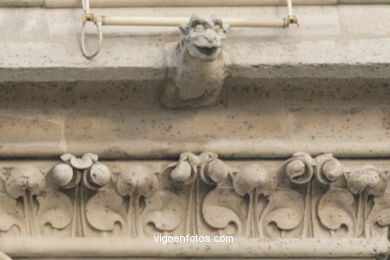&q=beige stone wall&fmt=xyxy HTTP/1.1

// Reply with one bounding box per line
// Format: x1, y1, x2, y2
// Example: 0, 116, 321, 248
1, 3, 390, 260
